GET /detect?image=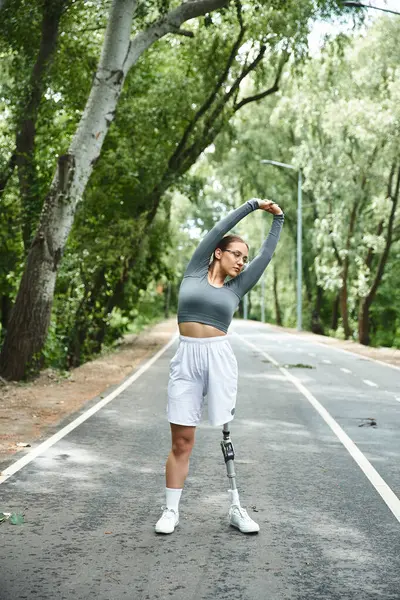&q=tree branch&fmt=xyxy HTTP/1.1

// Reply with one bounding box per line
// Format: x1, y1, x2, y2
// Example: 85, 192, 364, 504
197, 43, 266, 140
365, 164, 400, 305
171, 27, 194, 37
15, 0, 71, 249
365, 219, 383, 270
127, 0, 229, 70
234, 0, 243, 28
169, 12, 245, 170
234, 49, 290, 111
330, 232, 342, 266
171, 43, 288, 180
387, 161, 396, 198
